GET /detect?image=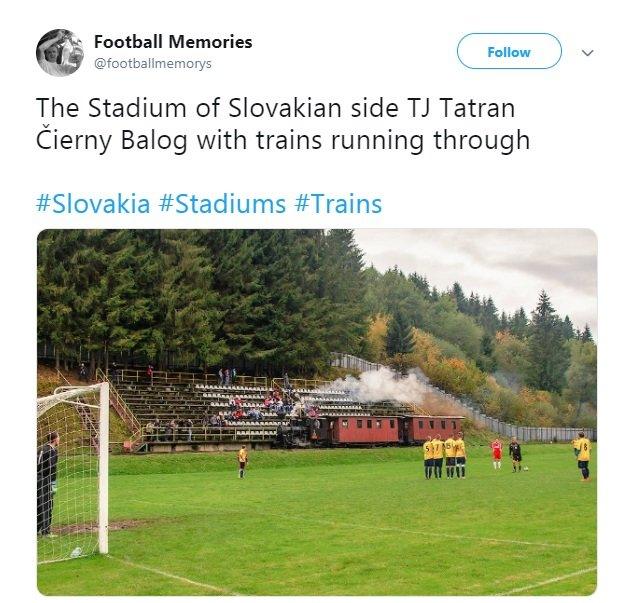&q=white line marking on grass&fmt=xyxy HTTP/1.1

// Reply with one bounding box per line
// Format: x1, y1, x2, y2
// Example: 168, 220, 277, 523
286, 515, 576, 549
109, 556, 240, 595
128, 498, 575, 549
495, 566, 597, 595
